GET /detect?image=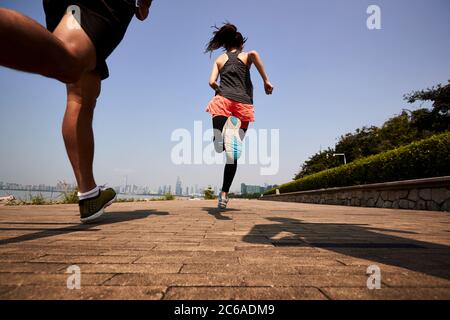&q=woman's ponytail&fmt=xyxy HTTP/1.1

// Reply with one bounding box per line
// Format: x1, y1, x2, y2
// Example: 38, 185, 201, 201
205, 23, 247, 53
